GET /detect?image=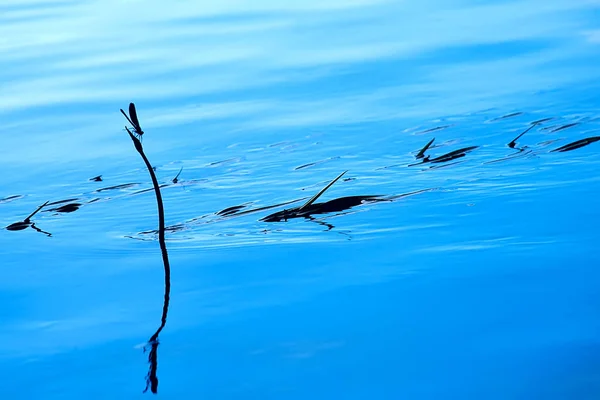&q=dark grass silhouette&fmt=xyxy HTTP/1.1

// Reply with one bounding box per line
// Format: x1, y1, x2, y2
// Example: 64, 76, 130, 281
508, 122, 539, 149
172, 167, 183, 183
0, 195, 23, 204
5, 200, 52, 236
489, 112, 523, 121
122, 109, 170, 394
409, 142, 479, 167
551, 136, 600, 152
260, 171, 434, 225
415, 137, 435, 159
426, 146, 479, 163
47, 203, 81, 213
